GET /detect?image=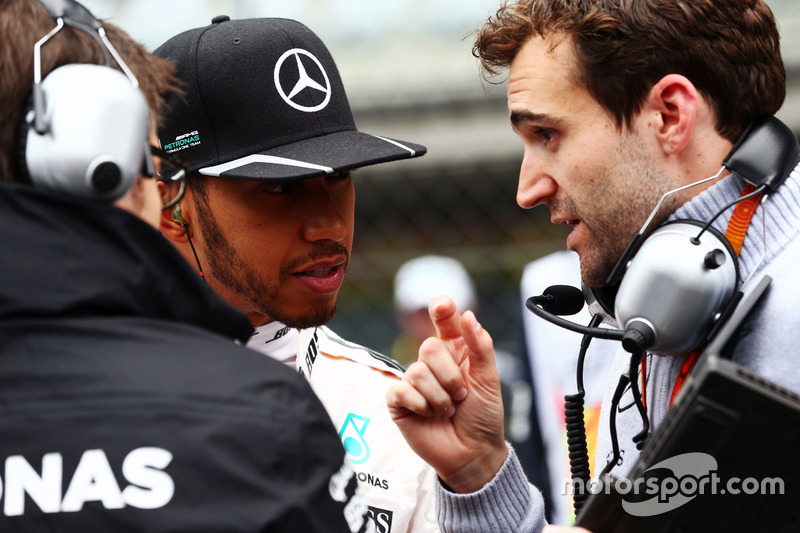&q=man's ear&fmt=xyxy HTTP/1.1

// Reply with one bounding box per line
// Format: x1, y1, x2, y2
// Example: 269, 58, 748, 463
643, 74, 698, 156
158, 181, 190, 243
